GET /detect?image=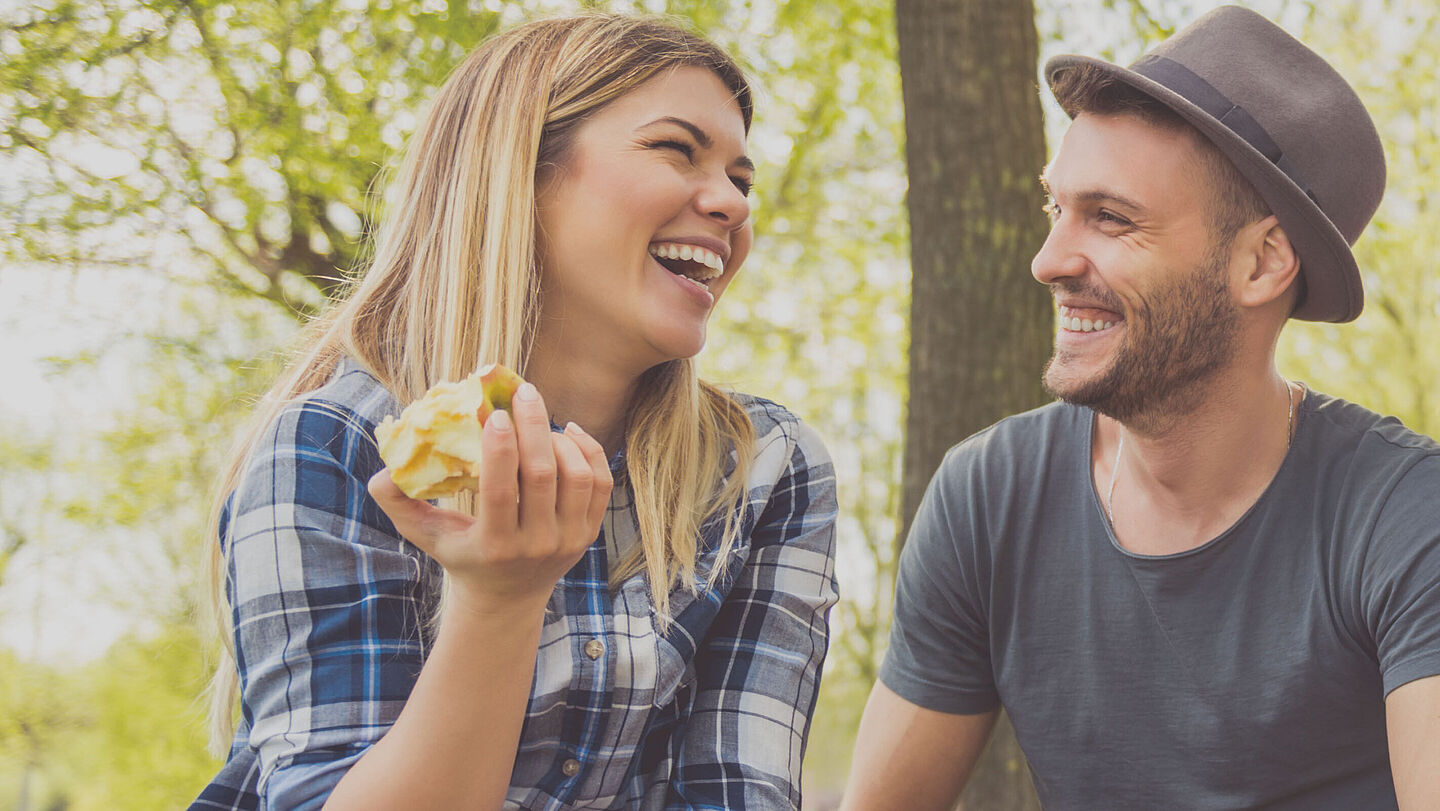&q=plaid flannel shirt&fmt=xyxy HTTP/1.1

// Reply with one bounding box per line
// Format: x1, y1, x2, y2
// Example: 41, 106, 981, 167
191, 358, 839, 810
